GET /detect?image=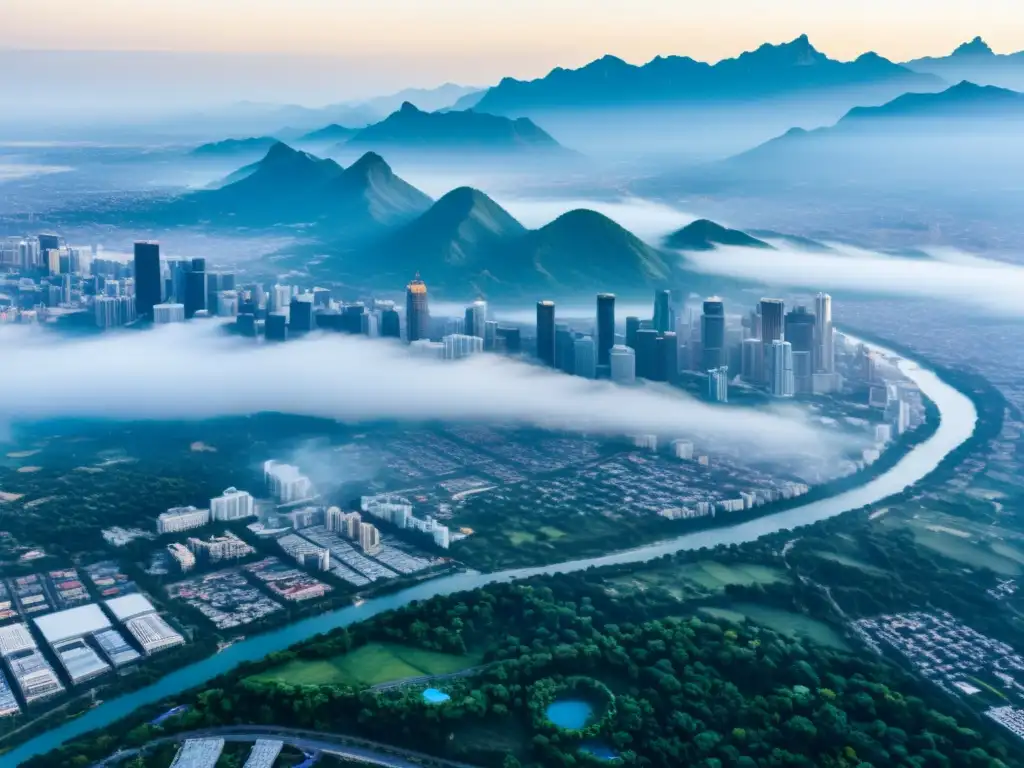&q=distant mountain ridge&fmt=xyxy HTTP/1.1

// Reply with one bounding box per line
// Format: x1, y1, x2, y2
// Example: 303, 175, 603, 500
297, 124, 358, 144
342, 102, 569, 154
153, 142, 432, 234
473, 35, 943, 113
191, 136, 279, 156
905, 37, 1024, 90
314, 187, 713, 298
663, 220, 773, 251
